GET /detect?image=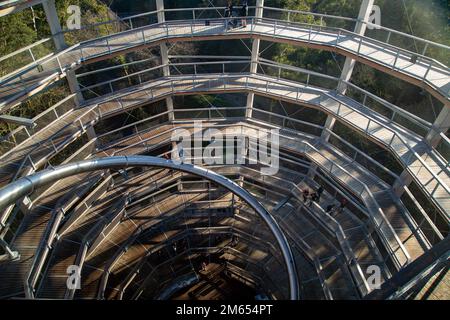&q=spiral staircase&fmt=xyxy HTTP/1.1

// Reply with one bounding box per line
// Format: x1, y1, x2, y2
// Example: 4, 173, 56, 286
0, 0, 448, 300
